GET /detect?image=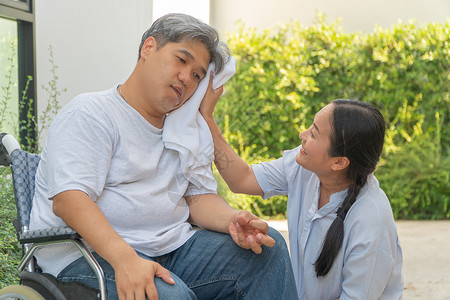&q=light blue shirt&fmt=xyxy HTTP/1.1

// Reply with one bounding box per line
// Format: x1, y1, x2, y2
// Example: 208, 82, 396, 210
253, 147, 403, 300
